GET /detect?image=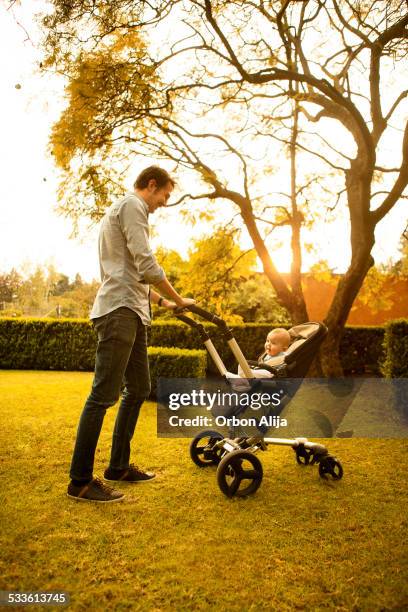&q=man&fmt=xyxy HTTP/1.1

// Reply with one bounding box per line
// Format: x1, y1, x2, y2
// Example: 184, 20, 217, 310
67, 166, 194, 503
